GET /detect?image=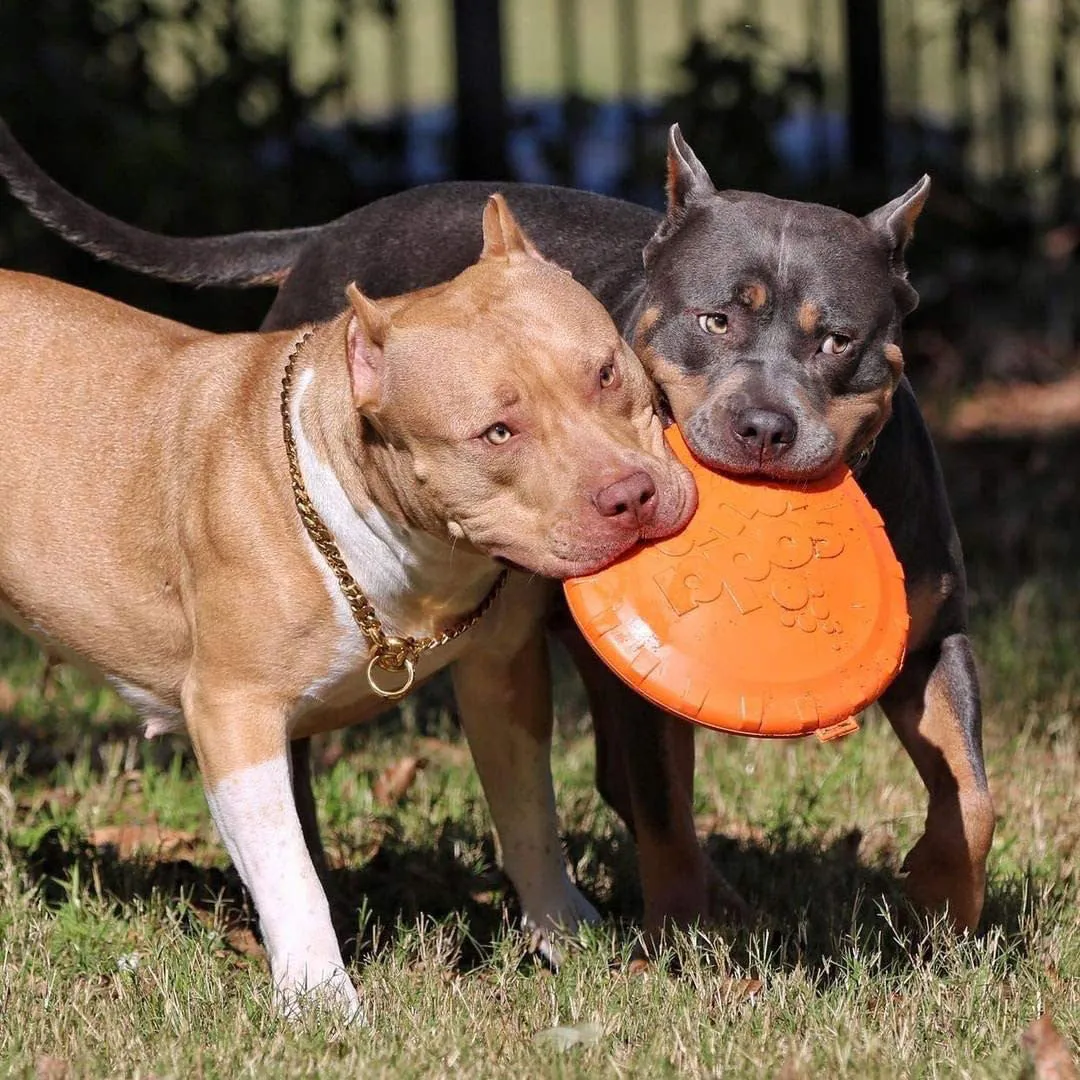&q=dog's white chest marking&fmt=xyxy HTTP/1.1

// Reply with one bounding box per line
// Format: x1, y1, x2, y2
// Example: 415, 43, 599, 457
289, 368, 499, 719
